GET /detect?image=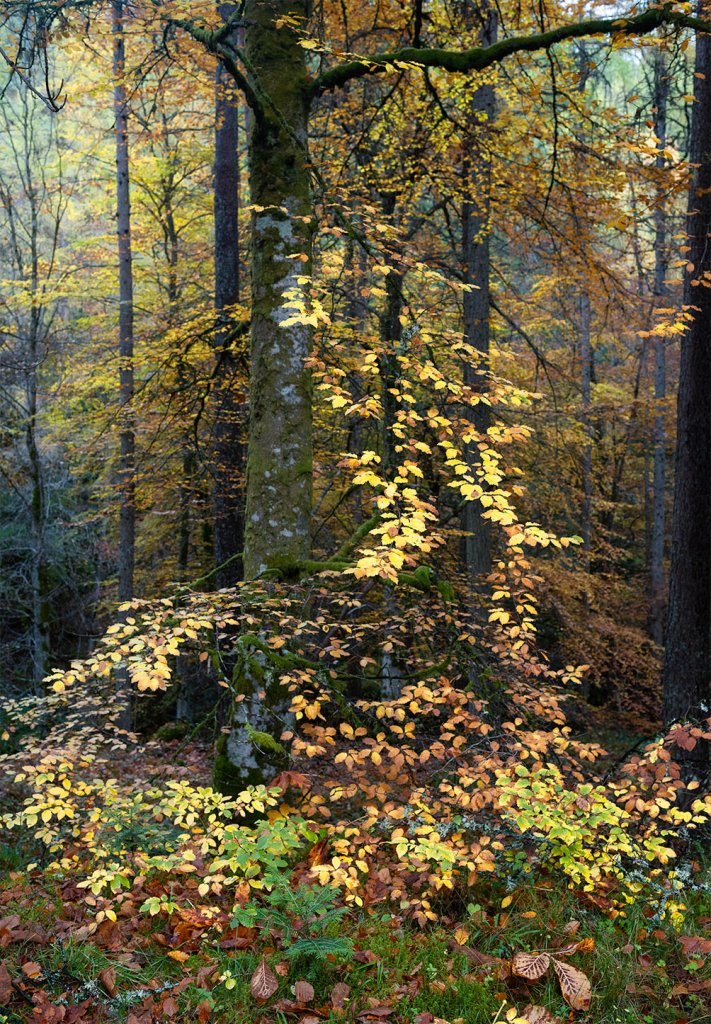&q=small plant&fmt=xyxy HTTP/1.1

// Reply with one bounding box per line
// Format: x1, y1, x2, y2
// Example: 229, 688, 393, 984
232, 879, 354, 962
